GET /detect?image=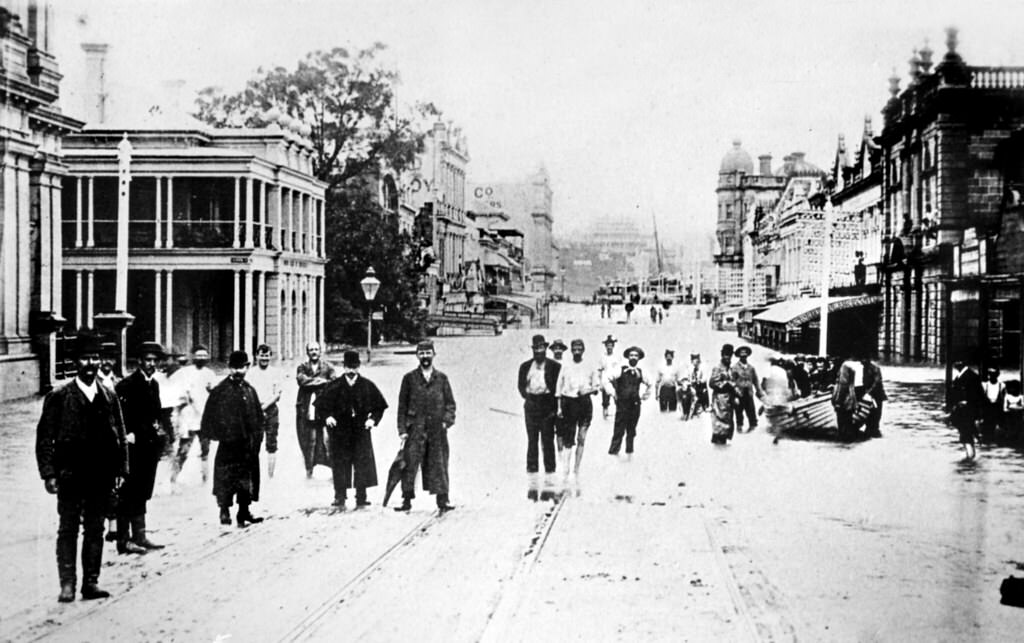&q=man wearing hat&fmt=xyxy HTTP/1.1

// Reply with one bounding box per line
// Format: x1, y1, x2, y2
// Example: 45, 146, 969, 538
597, 335, 621, 420
655, 349, 680, 413
36, 332, 128, 602
549, 339, 568, 362
315, 350, 388, 510
604, 346, 651, 456
396, 341, 457, 513
709, 344, 737, 444
518, 334, 562, 477
201, 351, 266, 527
730, 346, 764, 432
114, 341, 168, 554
